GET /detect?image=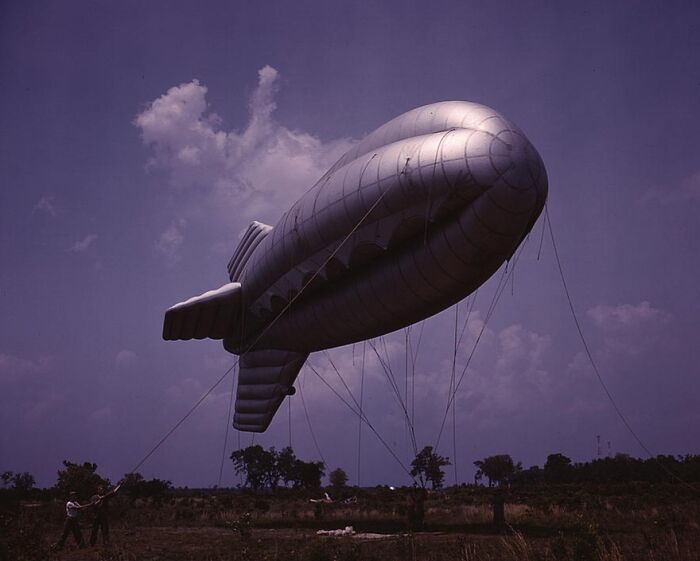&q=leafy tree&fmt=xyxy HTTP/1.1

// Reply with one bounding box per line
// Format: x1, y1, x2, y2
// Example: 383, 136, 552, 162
473, 455, 521, 487
276, 447, 298, 488
467, 452, 700, 487
231, 445, 278, 490
0, 471, 35, 500
292, 459, 325, 488
265, 447, 284, 489
410, 446, 450, 489
230, 445, 325, 490
11, 472, 35, 495
512, 465, 544, 485
120, 472, 171, 499
329, 468, 348, 490
54, 461, 109, 498
120, 472, 145, 490
1, 471, 13, 488
544, 453, 572, 483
